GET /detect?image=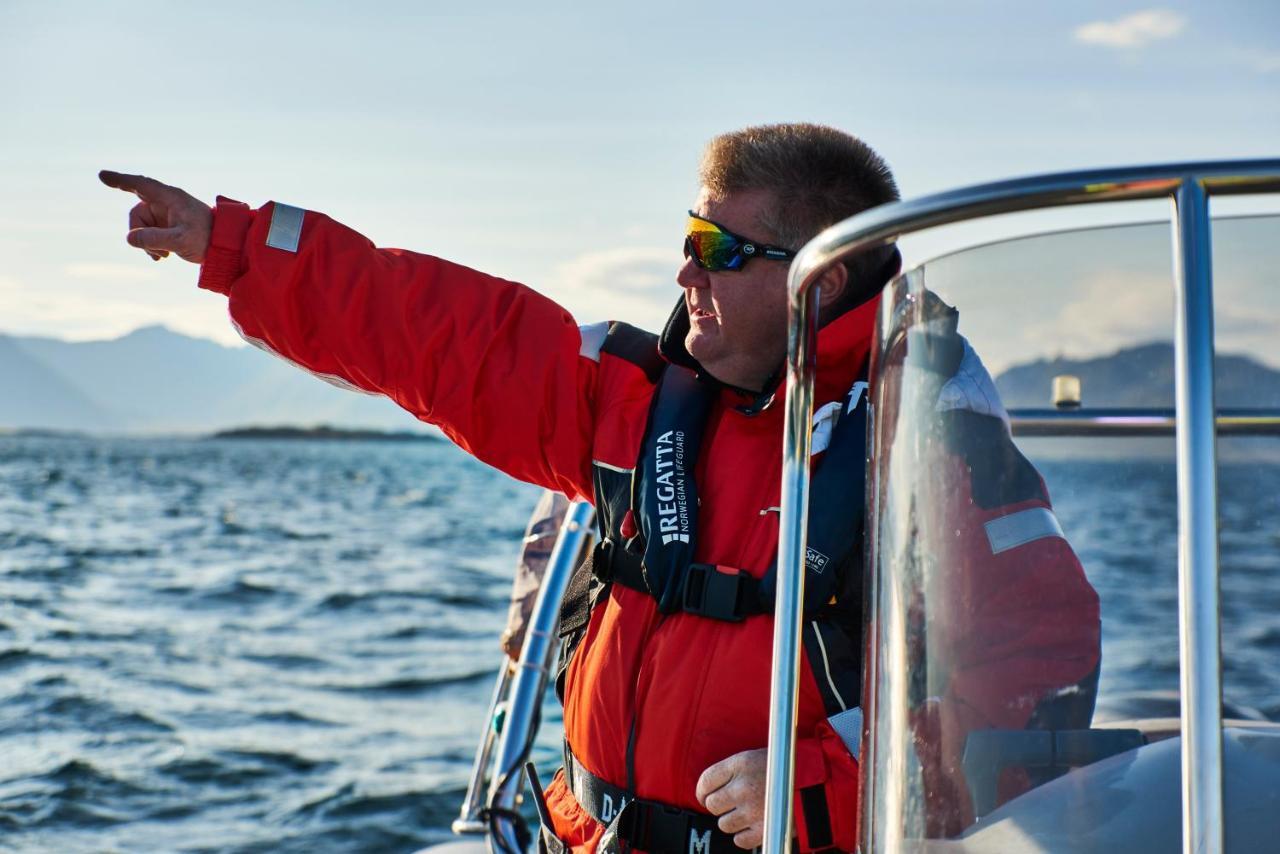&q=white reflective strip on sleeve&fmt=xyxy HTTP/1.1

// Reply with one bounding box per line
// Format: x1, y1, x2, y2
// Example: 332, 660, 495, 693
230, 315, 379, 396
984, 507, 1065, 555
592, 459, 634, 475
578, 321, 610, 362
265, 203, 305, 252
827, 707, 863, 761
